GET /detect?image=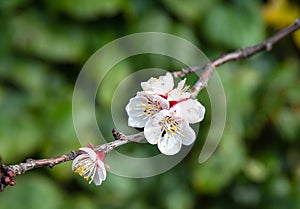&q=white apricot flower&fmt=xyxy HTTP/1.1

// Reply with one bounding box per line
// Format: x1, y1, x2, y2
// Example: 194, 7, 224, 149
126, 72, 205, 155
126, 73, 174, 128
143, 109, 195, 155
144, 98, 205, 155
72, 145, 107, 185
126, 92, 169, 128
